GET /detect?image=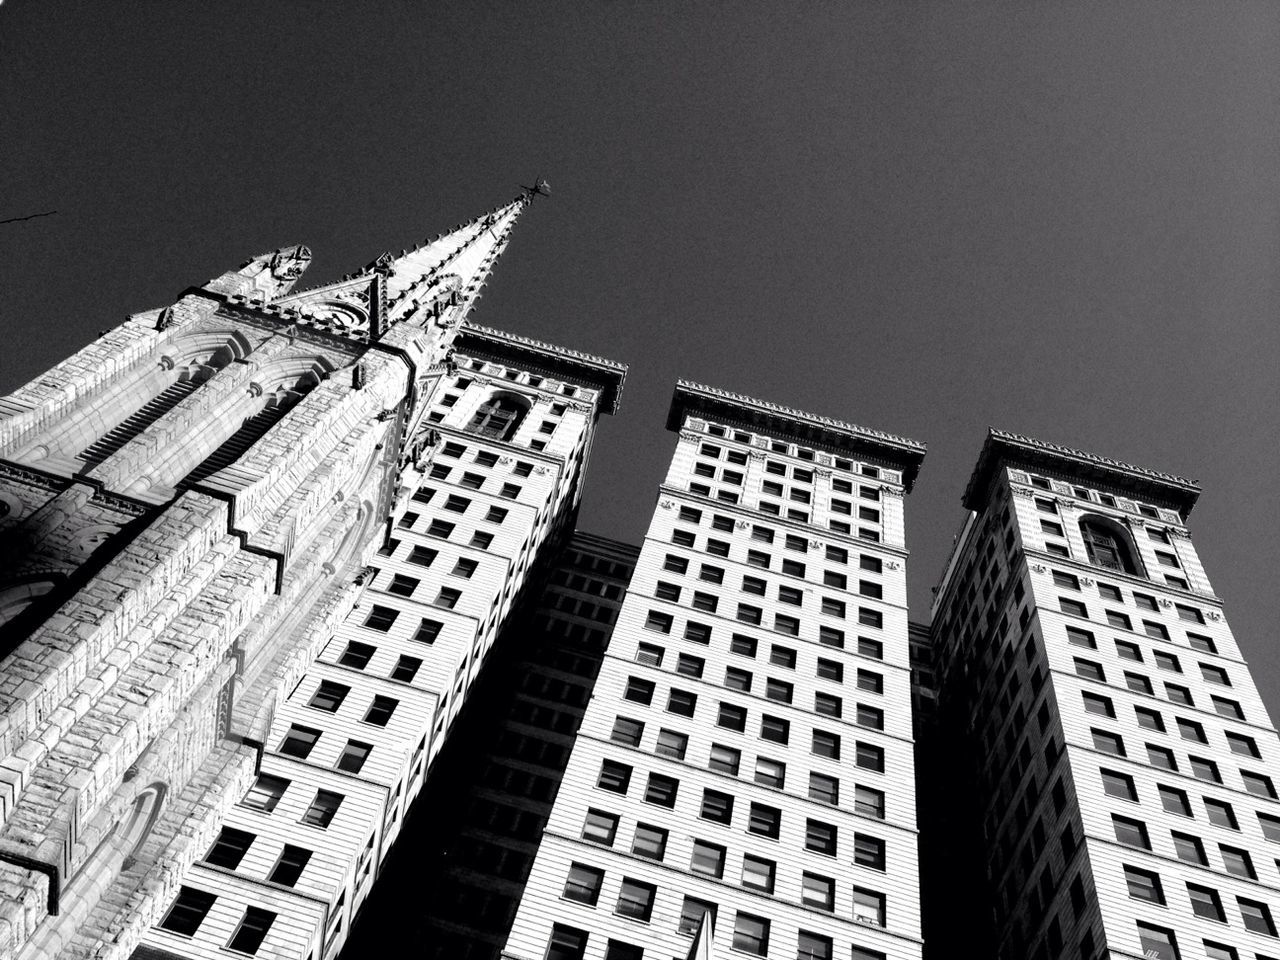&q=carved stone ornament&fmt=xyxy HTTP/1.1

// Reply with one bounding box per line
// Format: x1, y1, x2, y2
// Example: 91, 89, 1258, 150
159, 354, 176, 370
679, 430, 699, 442
533, 466, 550, 475
885, 560, 901, 571
1079, 577, 1095, 587
1030, 563, 1047, 573
735, 520, 749, 529
1051, 480, 1072, 495
1011, 486, 1035, 499
248, 382, 264, 397
1009, 470, 1030, 484
1119, 499, 1138, 514
1055, 496, 1074, 509
686, 418, 706, 431
814, 468, 833, 478
565, 400, 592, 414
881, 487, 904, 499
1158, 598, 1173, 608
817, 454, 833, 466
659, 500, 675, 509
1206, 611, 1222, 621
1125, 516, 1146, 527
1169, 528, 1192, 539
809, 539, 823, 547
498, 457, 513, 465
747, 451, 767, 460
